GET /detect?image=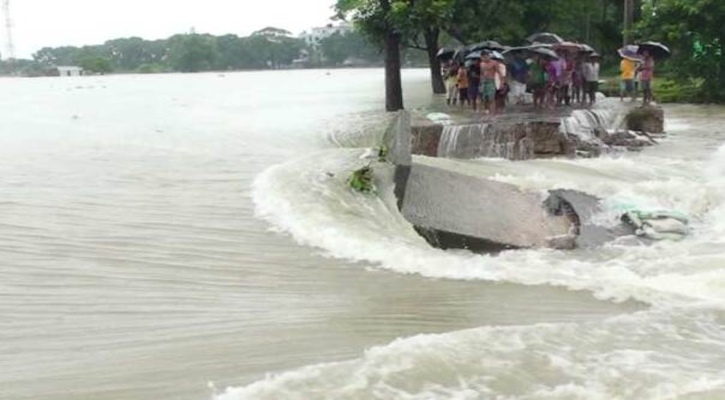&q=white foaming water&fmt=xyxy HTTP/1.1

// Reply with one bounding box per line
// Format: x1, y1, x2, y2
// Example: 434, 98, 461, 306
219, 308, 725, 400
218, 109, 725, 399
